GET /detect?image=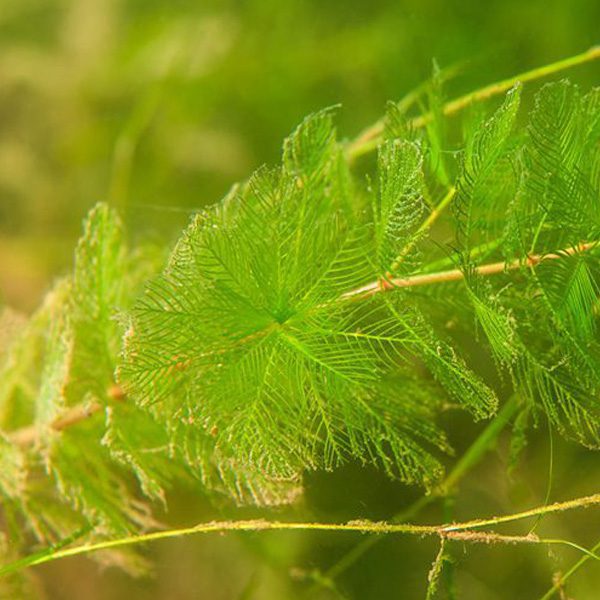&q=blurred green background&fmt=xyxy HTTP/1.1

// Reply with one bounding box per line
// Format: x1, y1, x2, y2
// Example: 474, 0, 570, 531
1, 1, 600, 599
